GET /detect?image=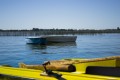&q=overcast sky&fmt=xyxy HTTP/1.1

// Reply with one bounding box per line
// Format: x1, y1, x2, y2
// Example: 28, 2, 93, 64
0, 0, 120, 30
